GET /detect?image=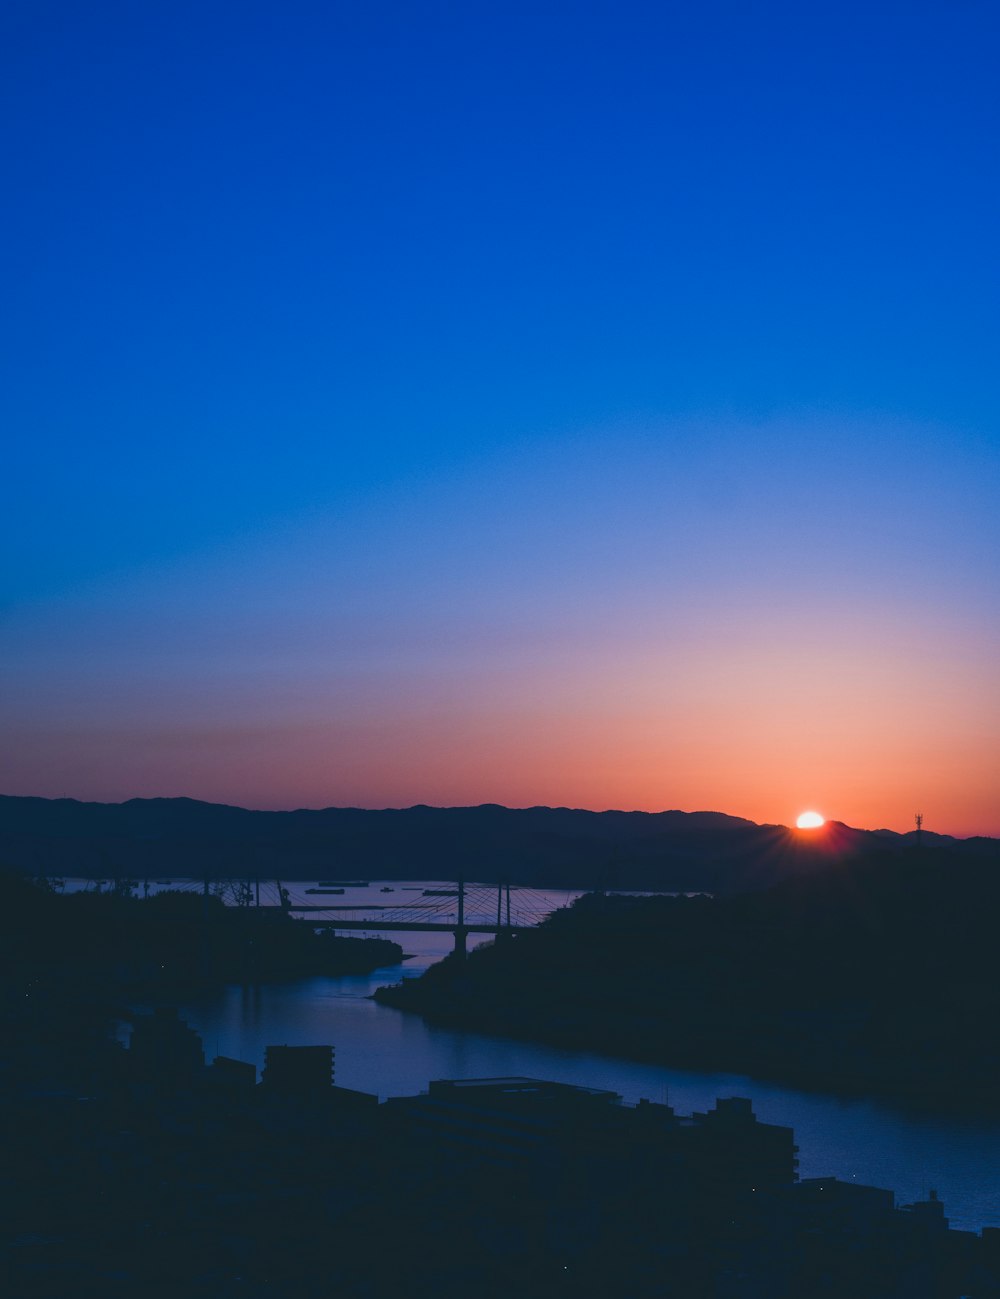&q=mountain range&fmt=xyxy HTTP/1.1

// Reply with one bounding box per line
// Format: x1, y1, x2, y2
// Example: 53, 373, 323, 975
0, 795, 994, 893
